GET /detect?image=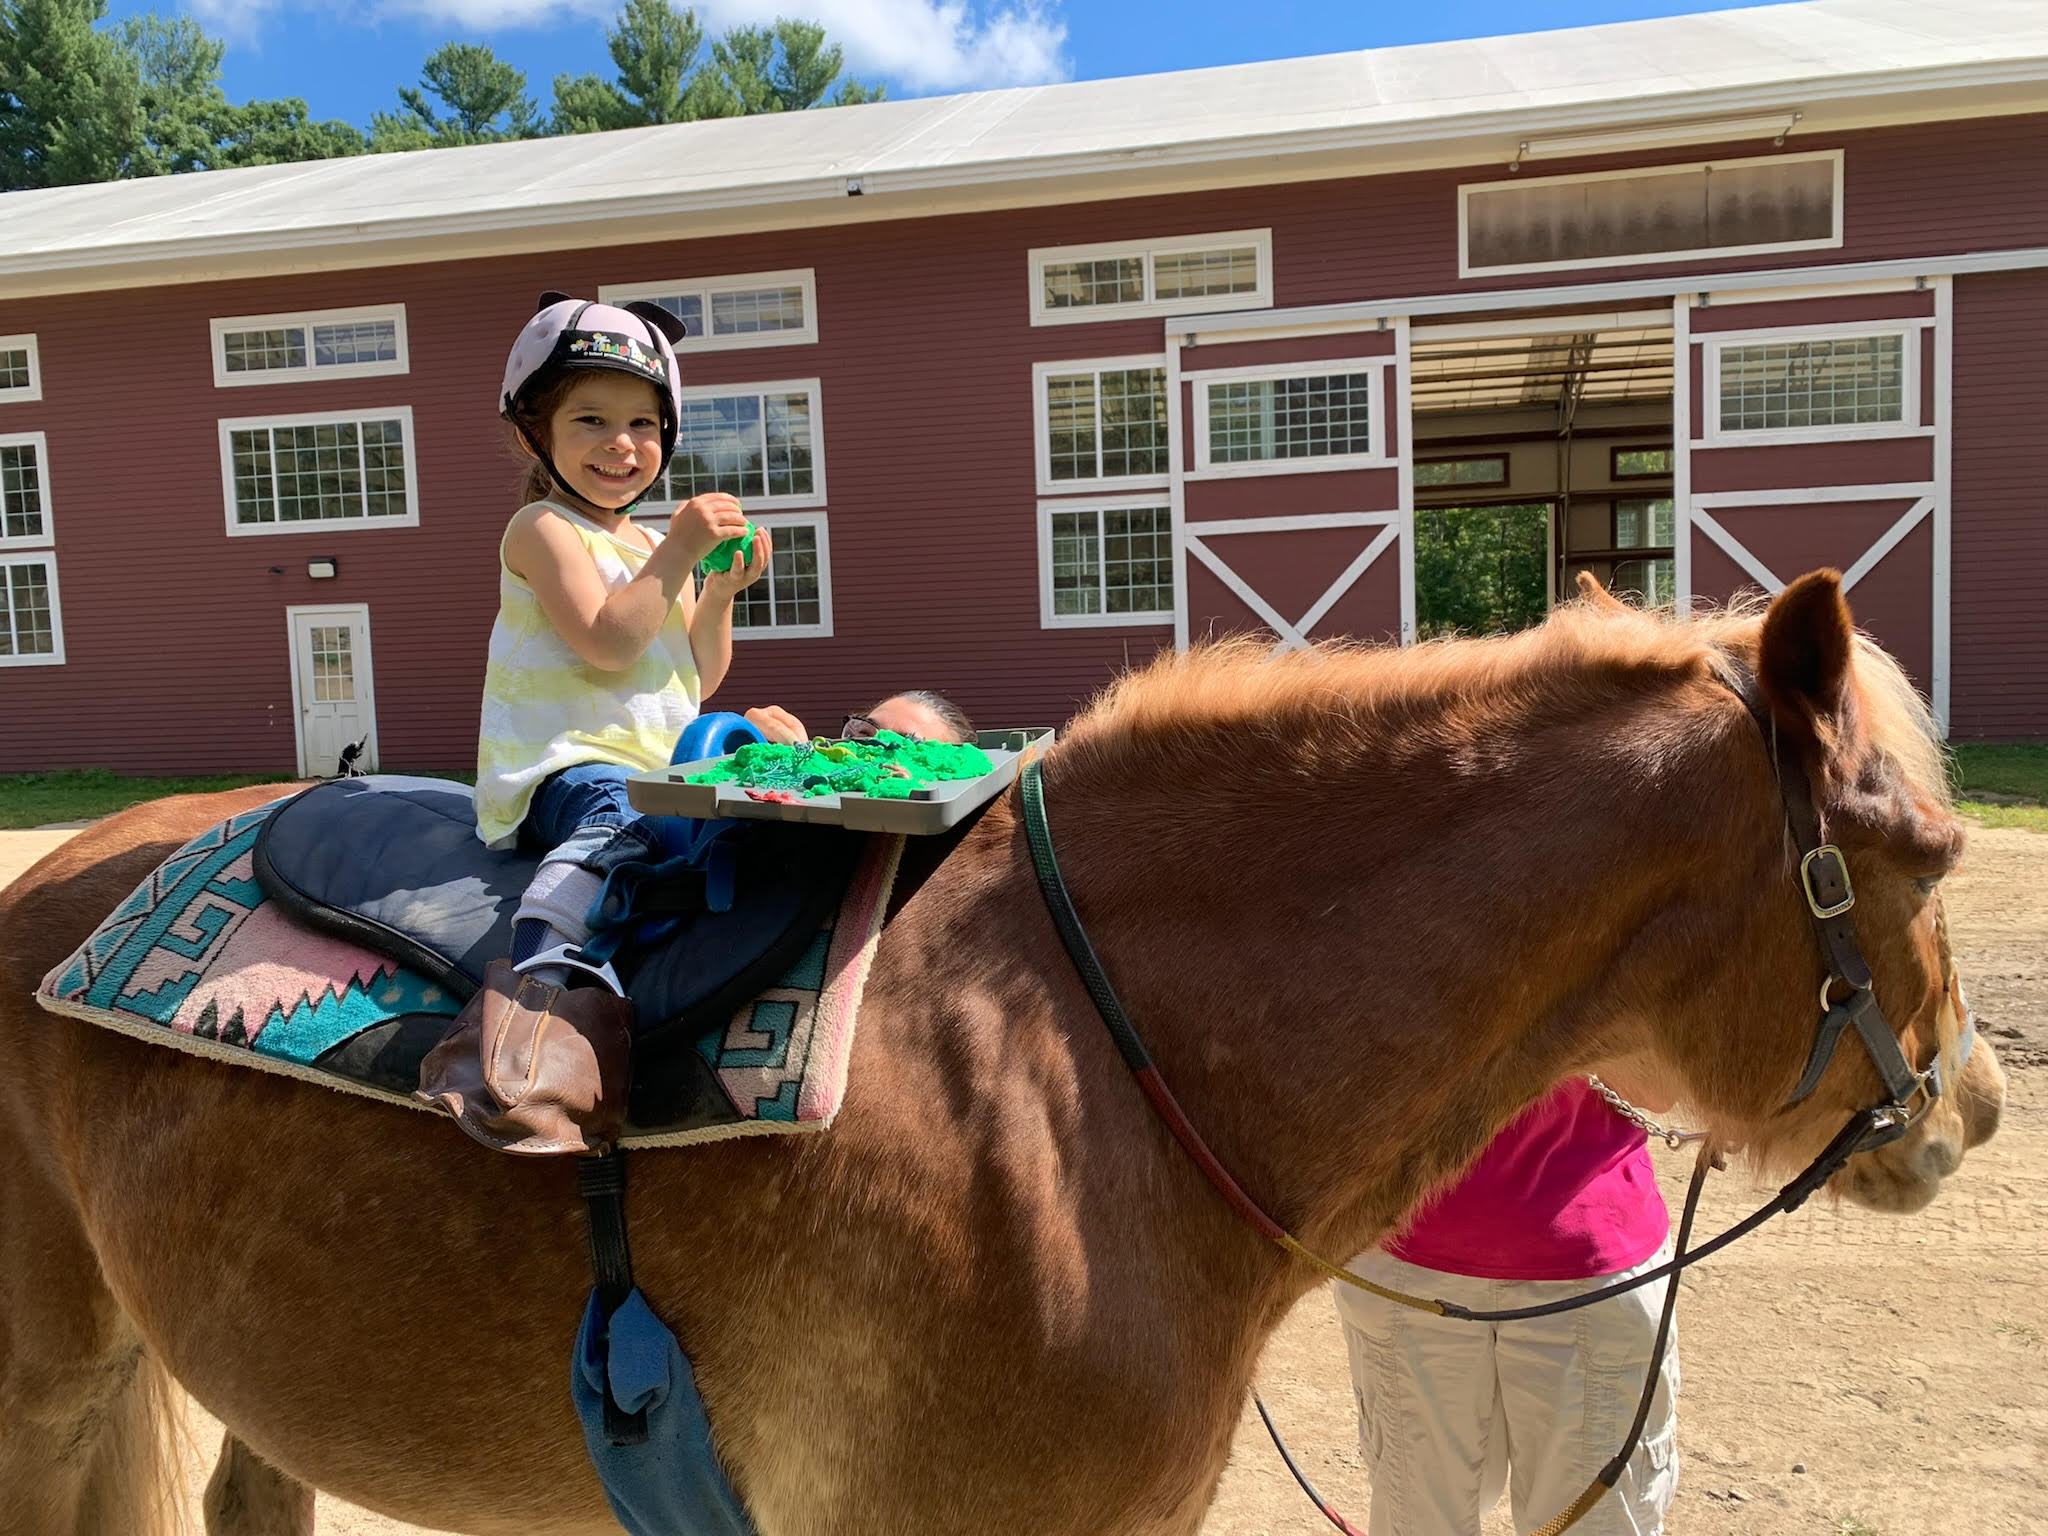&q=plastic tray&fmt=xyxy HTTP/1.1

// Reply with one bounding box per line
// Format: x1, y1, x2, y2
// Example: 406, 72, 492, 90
626, 728, 1055, 835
